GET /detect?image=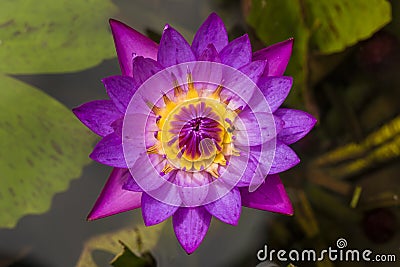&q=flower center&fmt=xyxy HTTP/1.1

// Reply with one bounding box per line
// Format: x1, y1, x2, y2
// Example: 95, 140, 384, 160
146, 74, 239, 178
